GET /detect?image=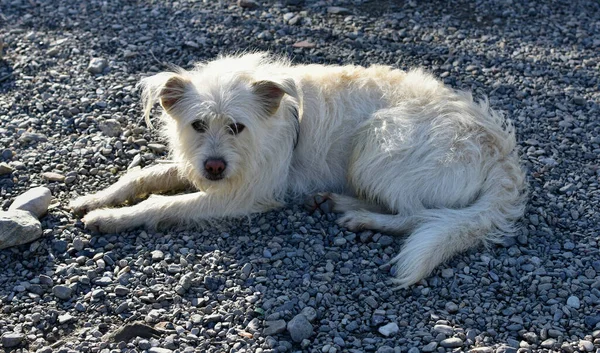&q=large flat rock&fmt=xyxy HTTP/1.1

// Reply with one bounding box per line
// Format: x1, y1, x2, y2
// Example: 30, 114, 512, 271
0, 210, 43, 250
